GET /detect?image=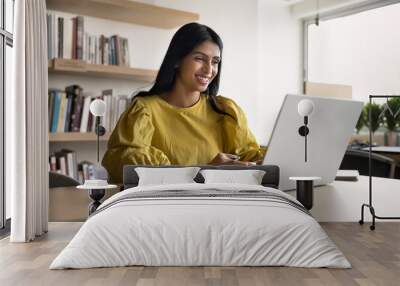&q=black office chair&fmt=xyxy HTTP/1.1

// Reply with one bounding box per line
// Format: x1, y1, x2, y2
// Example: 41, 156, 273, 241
393, 164, 400, 179
339, 149, 395, 178
49, 172, 80, 188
